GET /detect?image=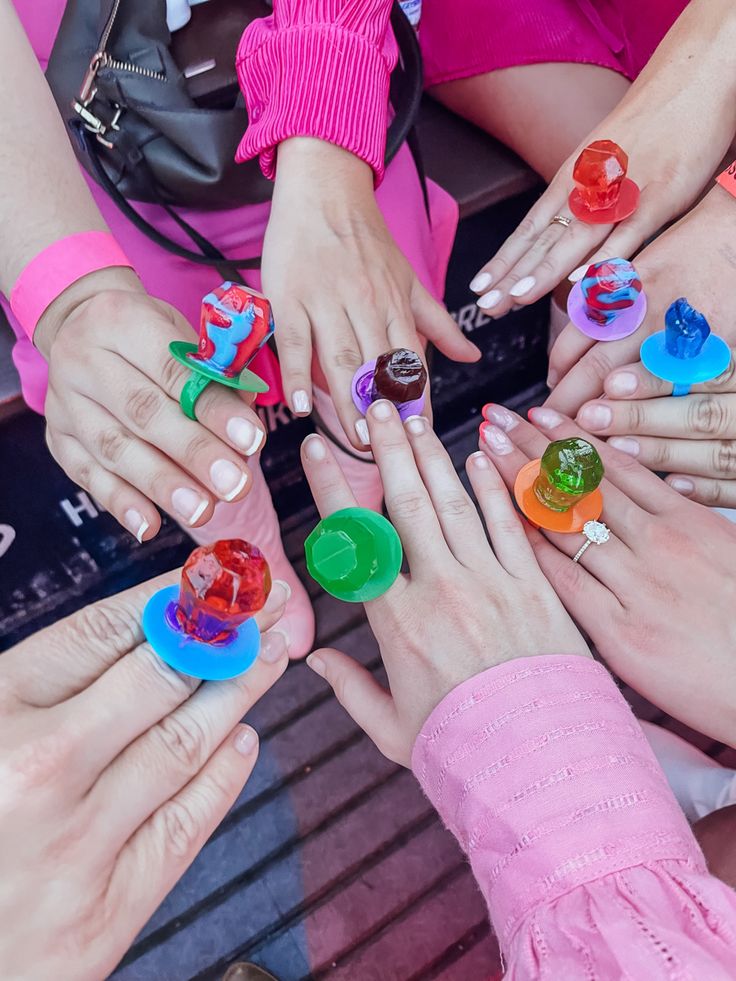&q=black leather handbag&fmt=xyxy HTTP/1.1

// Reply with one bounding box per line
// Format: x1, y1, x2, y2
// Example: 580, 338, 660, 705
45, 0, 425, 270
